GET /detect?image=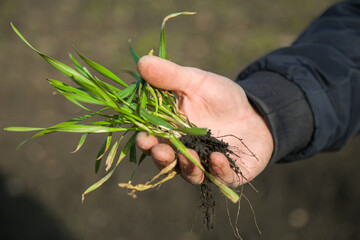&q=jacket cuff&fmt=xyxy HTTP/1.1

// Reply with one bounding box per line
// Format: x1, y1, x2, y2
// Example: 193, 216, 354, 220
236, 71, 314, 164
